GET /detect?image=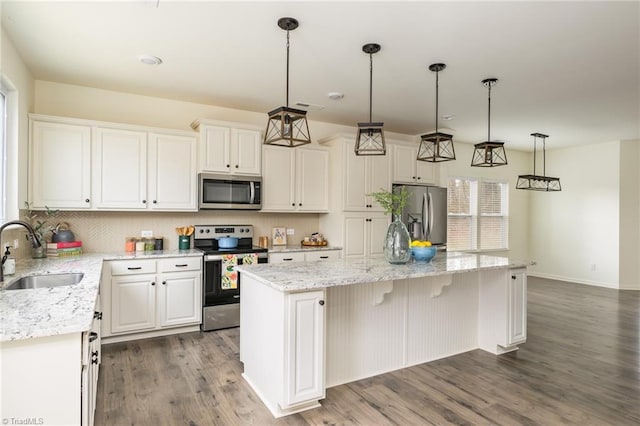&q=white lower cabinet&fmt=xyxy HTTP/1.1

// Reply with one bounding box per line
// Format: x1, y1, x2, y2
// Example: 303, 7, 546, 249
0, 296, 102, 426
269, 249, 342, 264
343, 214, 389, 258
508, 268, 527, 345
285, 290, 325, 406
103, 256, 202, 340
